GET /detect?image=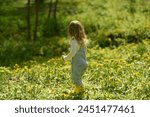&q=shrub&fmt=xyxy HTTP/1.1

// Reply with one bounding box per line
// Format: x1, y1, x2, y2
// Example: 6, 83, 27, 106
136, 43, 148, 56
